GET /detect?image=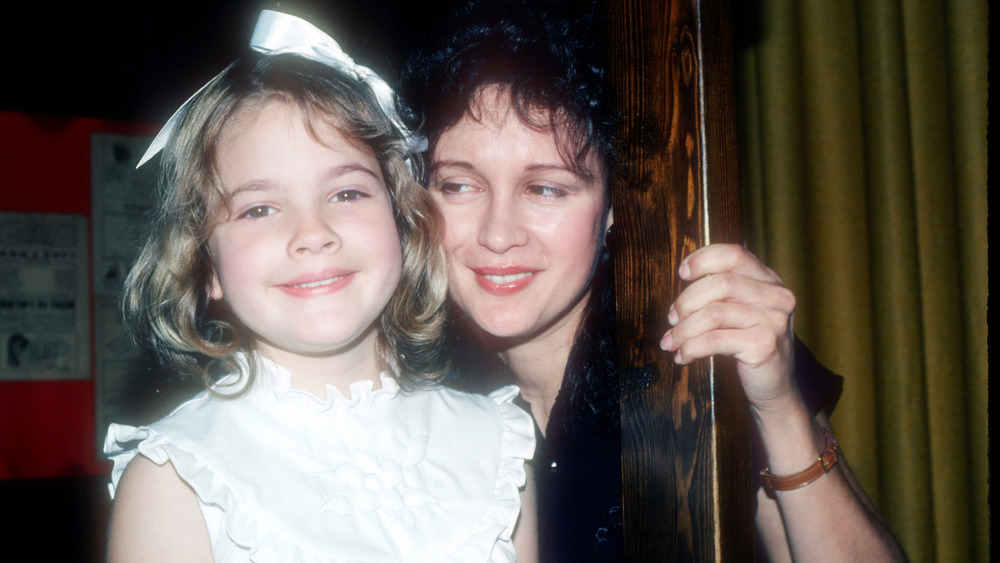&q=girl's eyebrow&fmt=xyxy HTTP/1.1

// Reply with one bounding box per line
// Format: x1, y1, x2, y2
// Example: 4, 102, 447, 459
227, 182, 269, 199
228, 163, 382, 197
323, 163, 382, 182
